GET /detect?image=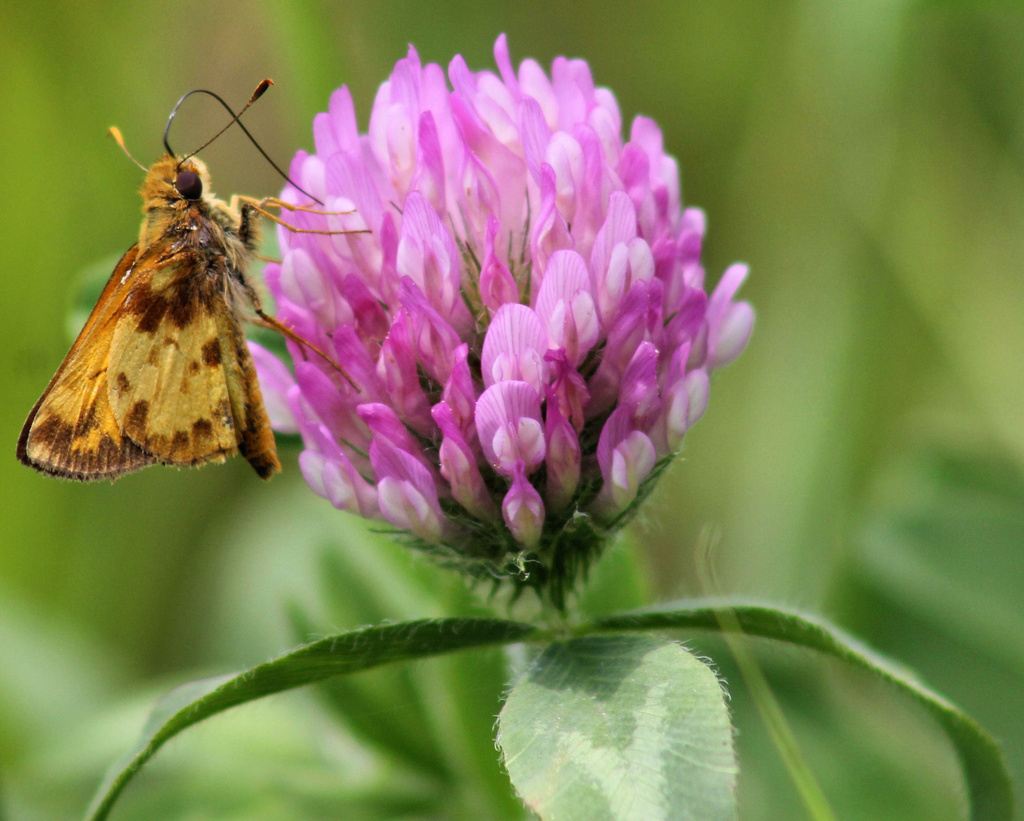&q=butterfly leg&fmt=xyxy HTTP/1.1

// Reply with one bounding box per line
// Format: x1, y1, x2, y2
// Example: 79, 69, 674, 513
252, 311, 357, 389
237, 200, 264, 248
230, 268, 355, 388
233, 196, 369, 237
